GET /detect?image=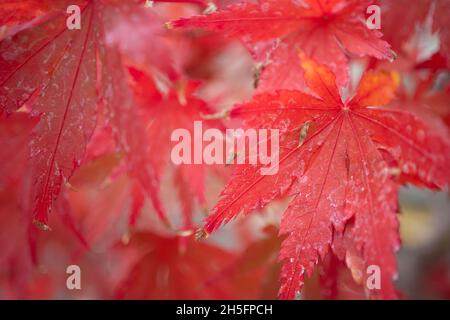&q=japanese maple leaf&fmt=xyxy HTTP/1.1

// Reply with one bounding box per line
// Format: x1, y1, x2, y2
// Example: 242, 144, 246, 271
197, 56, 450, 299
114, 231, 240, 299
220, 225, 282, 299
307, 251, 366, 299
380, 0, 432, 52
394, 67, 450, 138
0, 113, 101, 292
0, 0, 57, 29
0, 0, 177, 228
381, 0, 450, 62
169, 0, 395, 91
0, 113, 37, 187
123, 68, 225, 229
372, 51, 450, 133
